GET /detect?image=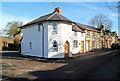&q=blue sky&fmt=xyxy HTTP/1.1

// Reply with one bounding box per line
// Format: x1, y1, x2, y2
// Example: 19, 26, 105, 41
1, 2, 118, 35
